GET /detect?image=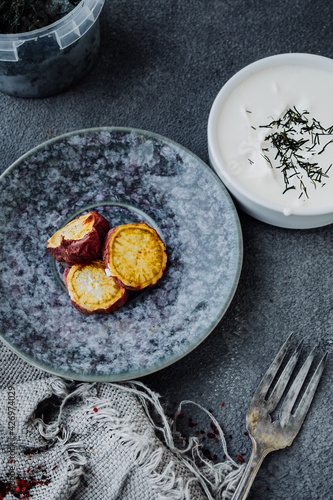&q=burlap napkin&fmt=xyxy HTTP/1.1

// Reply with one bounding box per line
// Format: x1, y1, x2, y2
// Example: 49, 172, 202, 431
0, 343, 244, 500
